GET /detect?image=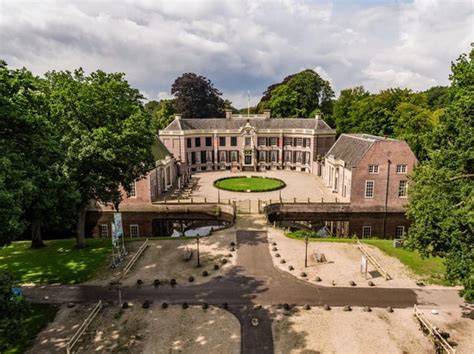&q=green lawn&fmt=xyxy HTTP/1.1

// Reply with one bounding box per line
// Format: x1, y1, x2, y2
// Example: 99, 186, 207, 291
286, 232, 449, 285
214, 176, 285, 192
0, 238, 111, 284
4, 303, 58, 354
